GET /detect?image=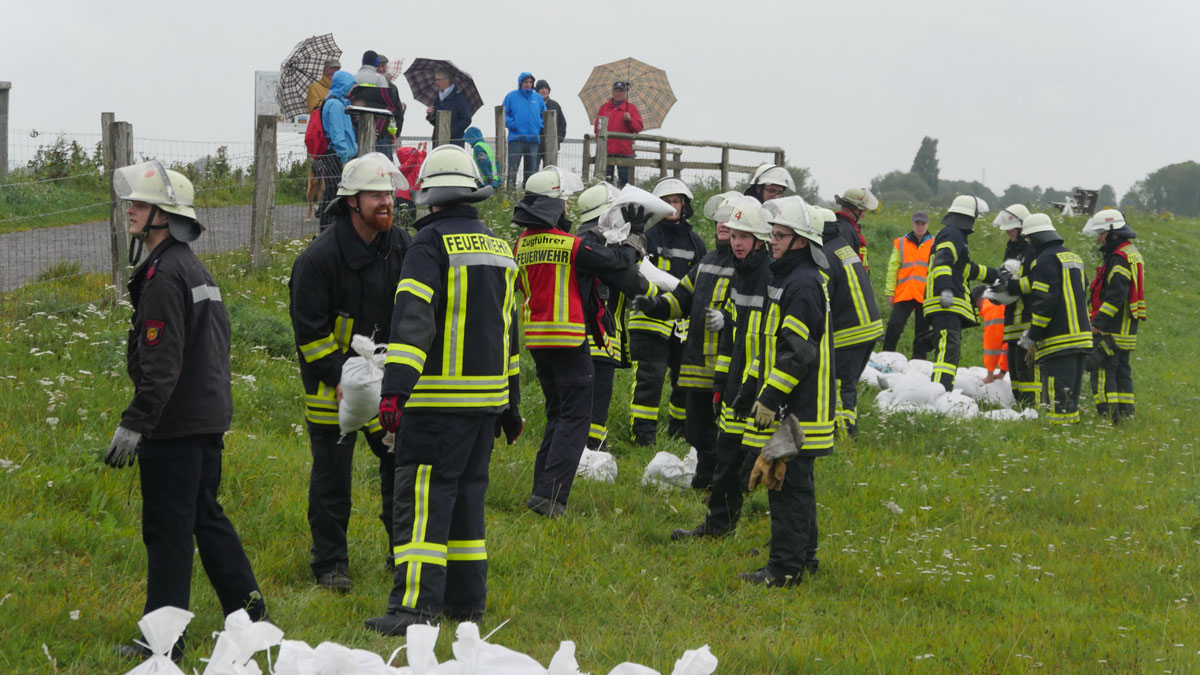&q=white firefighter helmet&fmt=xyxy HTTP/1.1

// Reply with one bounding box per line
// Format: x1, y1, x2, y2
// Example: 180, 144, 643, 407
651, 176, 694, 201
1082, 208, 1127, 237
718, 195, 771, 242
992, 203, 1031, 231
1019, 213, 1056, 236
763, 196, 827, 267
703, 190, 743, 221
526, 165, 585, 199
946, 194, 991, 218
835, 187, 880, 212
749, 164, 795, 191
414, 145, 493, 206
336, 152, 409, 196
576, 182, 620, 223
113, 159, 203, 241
